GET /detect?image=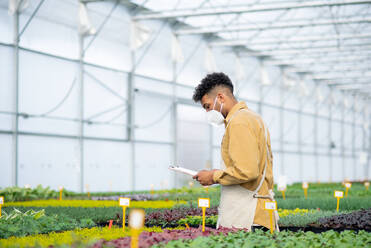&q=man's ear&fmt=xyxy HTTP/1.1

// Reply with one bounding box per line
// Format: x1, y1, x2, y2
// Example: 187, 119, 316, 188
217, 92, 225, 103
